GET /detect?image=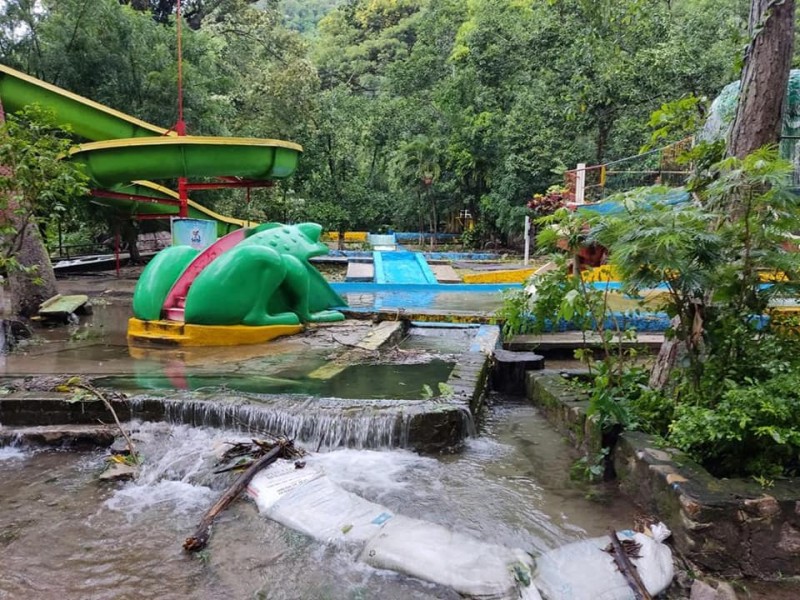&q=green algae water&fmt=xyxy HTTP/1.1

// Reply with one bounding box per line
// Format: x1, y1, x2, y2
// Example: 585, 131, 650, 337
93, 360, 455, 400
